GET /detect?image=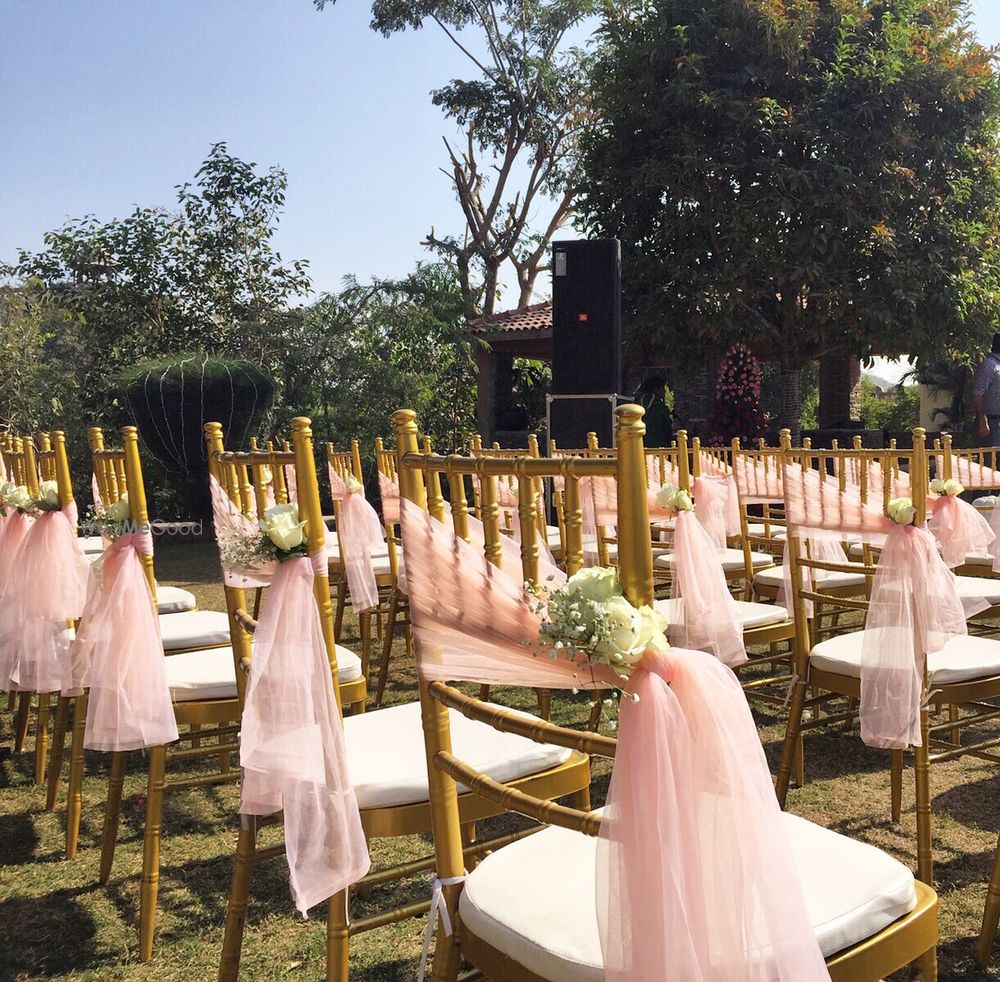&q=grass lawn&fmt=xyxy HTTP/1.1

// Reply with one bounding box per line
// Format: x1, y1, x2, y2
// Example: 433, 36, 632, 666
2, 540, 1000, 979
